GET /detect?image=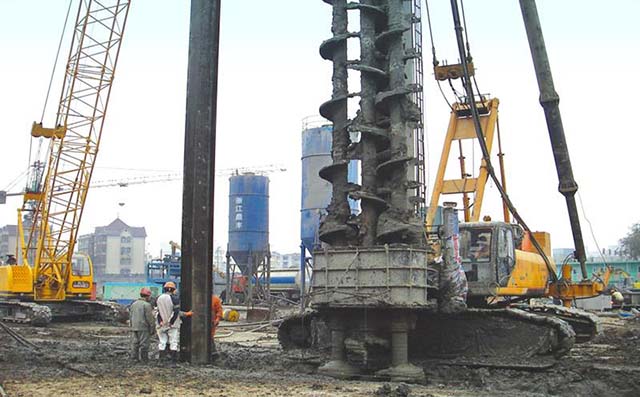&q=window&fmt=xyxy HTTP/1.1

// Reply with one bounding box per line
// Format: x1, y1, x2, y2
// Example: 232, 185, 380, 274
71, 256, 91, 276
121, 236, 131, 244
460, 228, 492, 262
120, 247, 131, 255
497, 228, 514, 259
235, 197, 243, 204
235, 204, 243, 212
236, 221, 242, 229
235, 213, 243, 221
